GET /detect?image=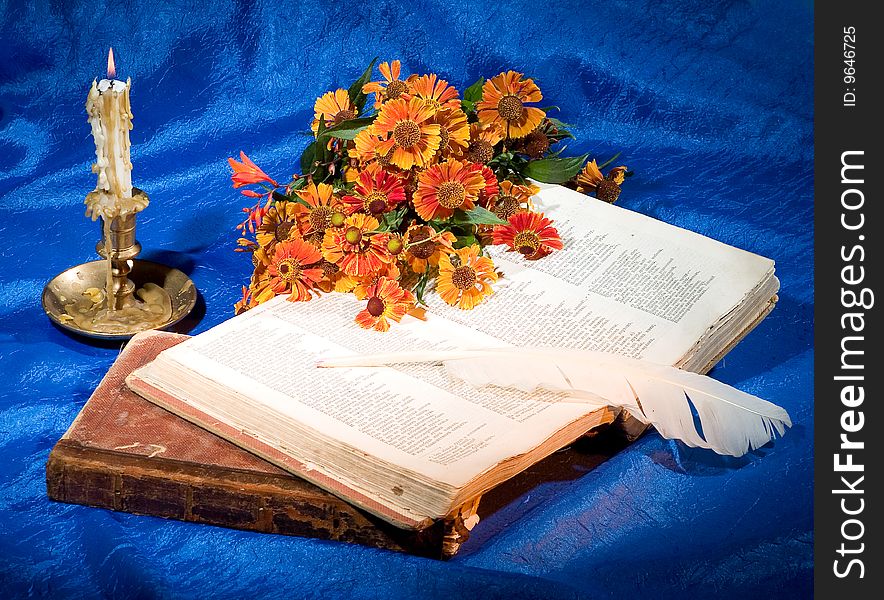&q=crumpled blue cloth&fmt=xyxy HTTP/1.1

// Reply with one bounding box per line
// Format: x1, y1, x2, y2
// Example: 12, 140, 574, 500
0, 1, 812, 598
